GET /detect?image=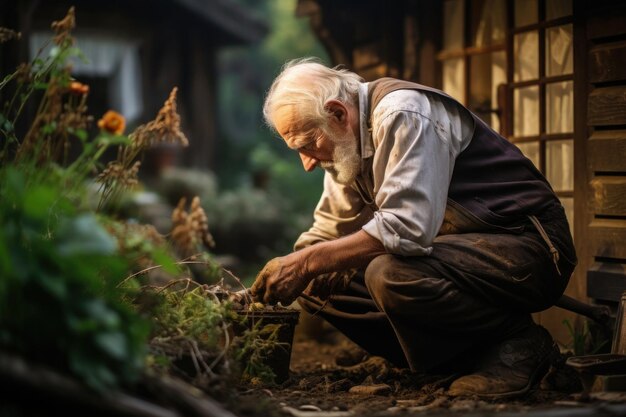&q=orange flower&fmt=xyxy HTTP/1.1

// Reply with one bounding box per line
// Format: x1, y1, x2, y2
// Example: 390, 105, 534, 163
69, 81, 89, 95
97, 110, 125, 135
